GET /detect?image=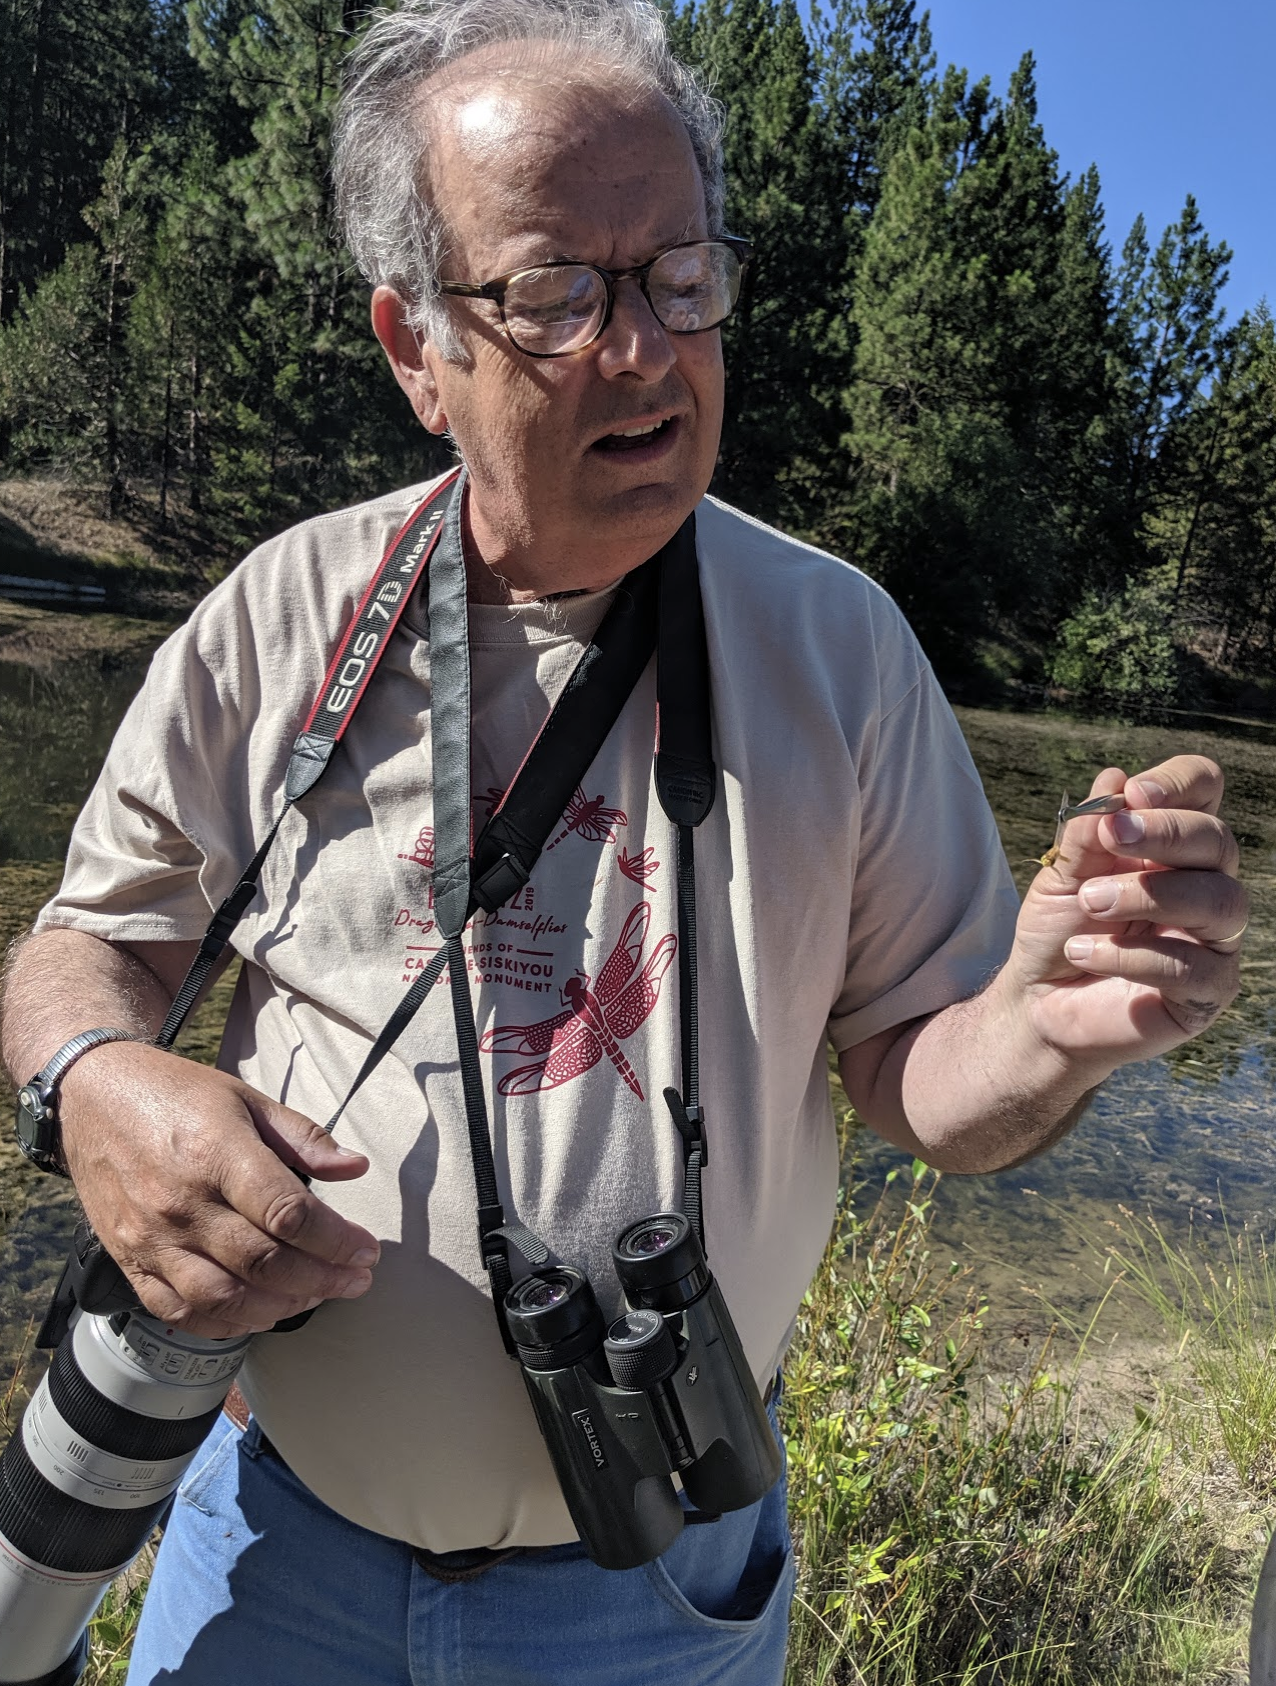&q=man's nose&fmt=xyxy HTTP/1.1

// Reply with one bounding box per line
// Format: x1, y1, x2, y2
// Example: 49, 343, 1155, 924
595, 278, 677, 381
